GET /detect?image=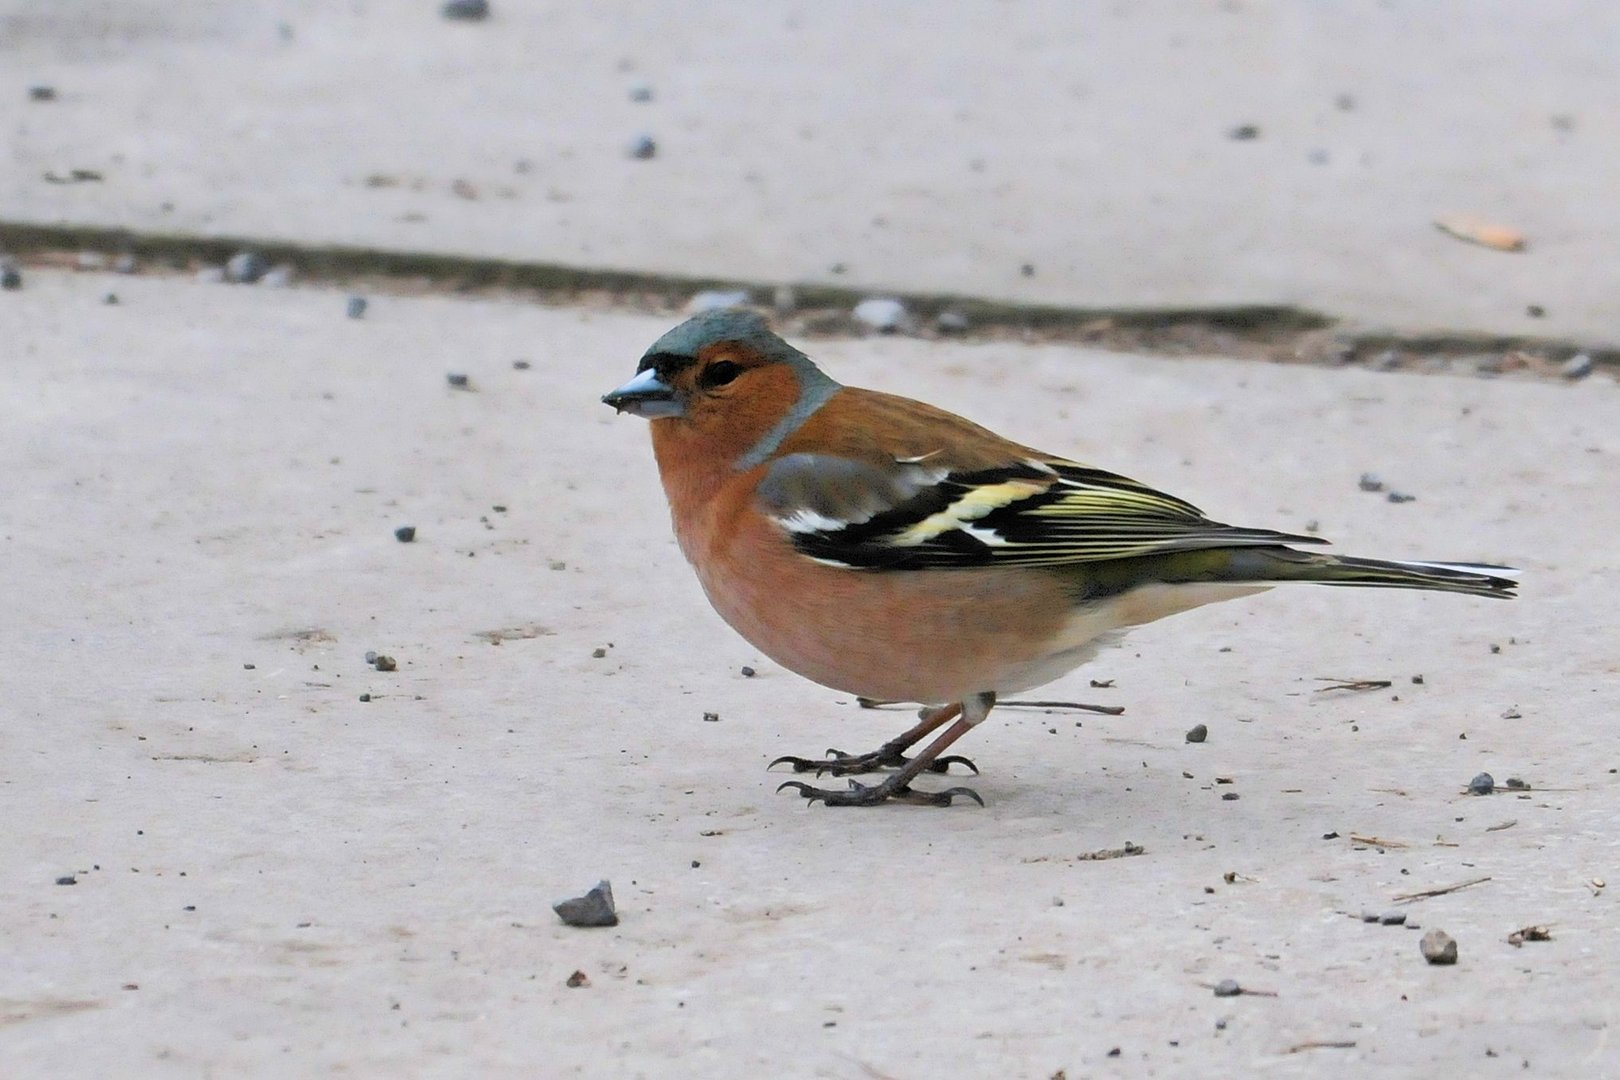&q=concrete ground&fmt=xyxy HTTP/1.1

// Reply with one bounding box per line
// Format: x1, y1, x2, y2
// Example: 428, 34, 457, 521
3, 1, 1618, 344
2, 269, 1617, 1077
4, 2, 1620, 1077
